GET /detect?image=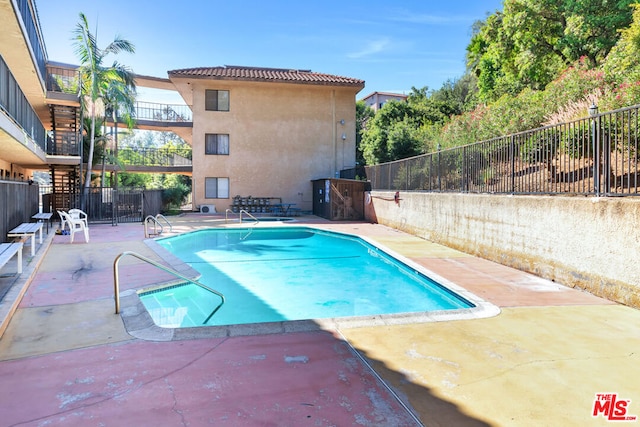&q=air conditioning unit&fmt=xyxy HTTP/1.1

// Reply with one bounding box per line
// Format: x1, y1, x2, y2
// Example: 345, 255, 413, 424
200, 204, 217, 214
